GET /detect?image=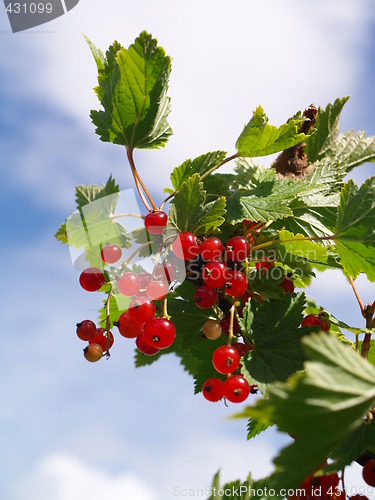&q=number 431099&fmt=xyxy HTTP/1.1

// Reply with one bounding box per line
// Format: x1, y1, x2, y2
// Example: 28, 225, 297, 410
6, 3, 53, 14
